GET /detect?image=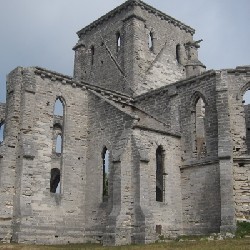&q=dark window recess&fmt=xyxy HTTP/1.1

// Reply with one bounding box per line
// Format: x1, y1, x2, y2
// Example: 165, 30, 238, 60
156, 146, 164, 202
91, 46, 95, 65
102, 147, 109, 200
176, 44, 181, 63
50, 168, 60, 193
